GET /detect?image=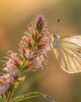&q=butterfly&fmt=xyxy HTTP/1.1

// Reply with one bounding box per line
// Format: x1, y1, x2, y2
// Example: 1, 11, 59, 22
52, 34, 81, 73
